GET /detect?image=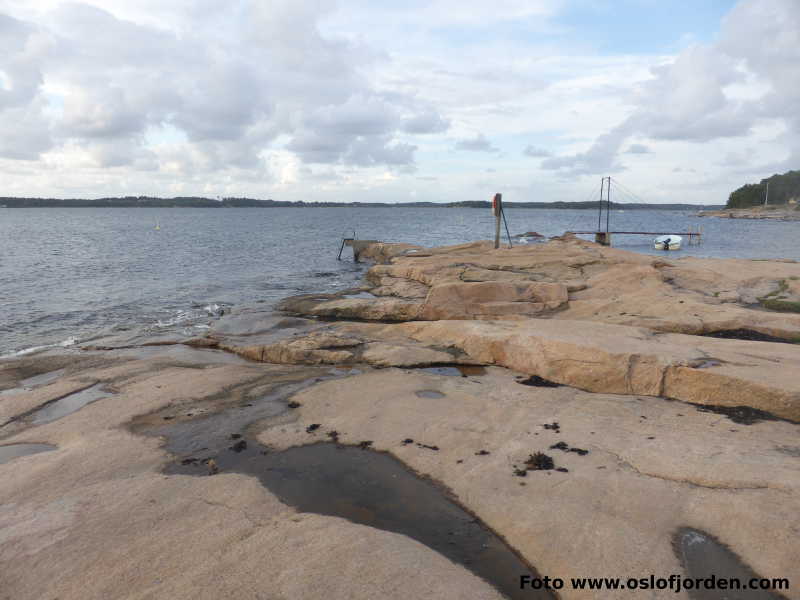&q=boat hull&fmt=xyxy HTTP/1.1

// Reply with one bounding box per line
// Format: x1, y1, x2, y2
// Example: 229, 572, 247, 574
654, 235, 682, 250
